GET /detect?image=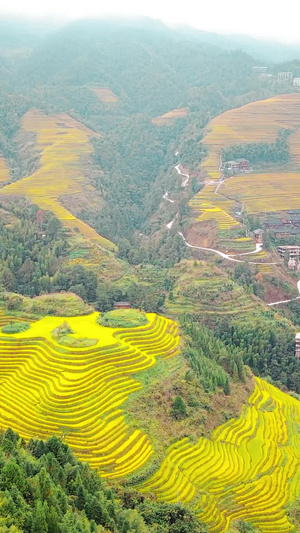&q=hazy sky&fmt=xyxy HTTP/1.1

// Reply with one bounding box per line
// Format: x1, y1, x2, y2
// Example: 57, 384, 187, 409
1, 0, 300, 43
